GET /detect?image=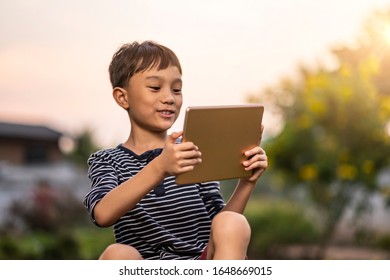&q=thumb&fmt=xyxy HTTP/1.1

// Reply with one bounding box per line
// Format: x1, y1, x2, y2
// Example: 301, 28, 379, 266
259, 125, 264, 144
168, 131, 183, 143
